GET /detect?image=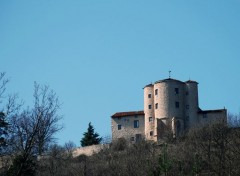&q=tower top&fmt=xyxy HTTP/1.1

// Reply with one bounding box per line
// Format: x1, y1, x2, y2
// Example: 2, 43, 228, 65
169, 70, 171, 78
